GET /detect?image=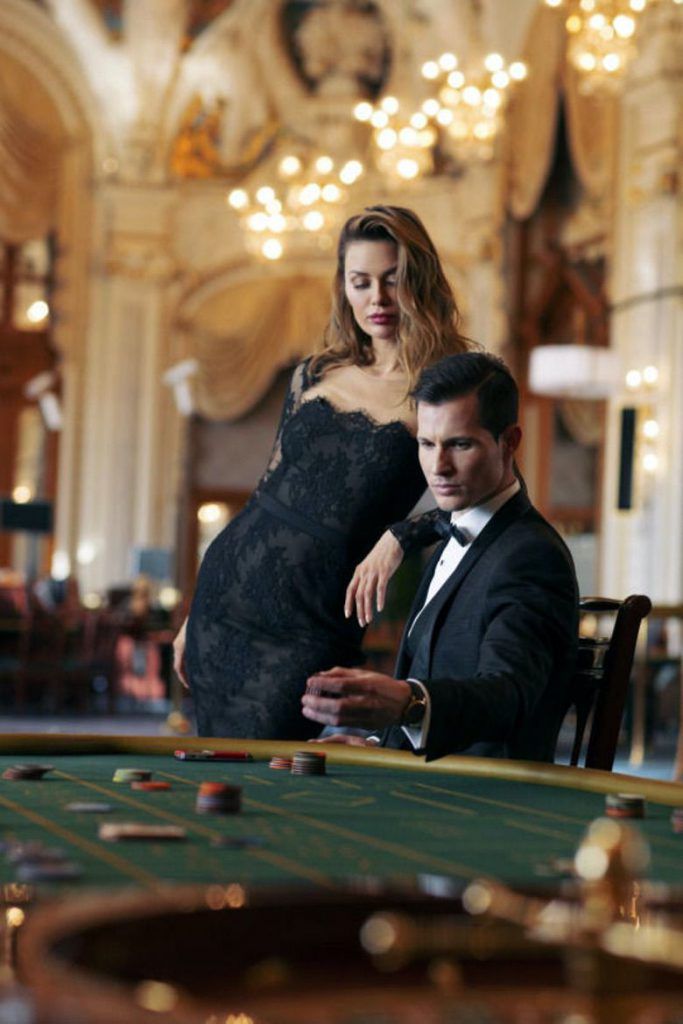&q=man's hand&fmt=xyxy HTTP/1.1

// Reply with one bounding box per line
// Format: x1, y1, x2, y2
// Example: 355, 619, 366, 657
173, 617, 189, 690
302, 667, 411, 729
308, 733, 375, 747
345, 530, 404, 626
